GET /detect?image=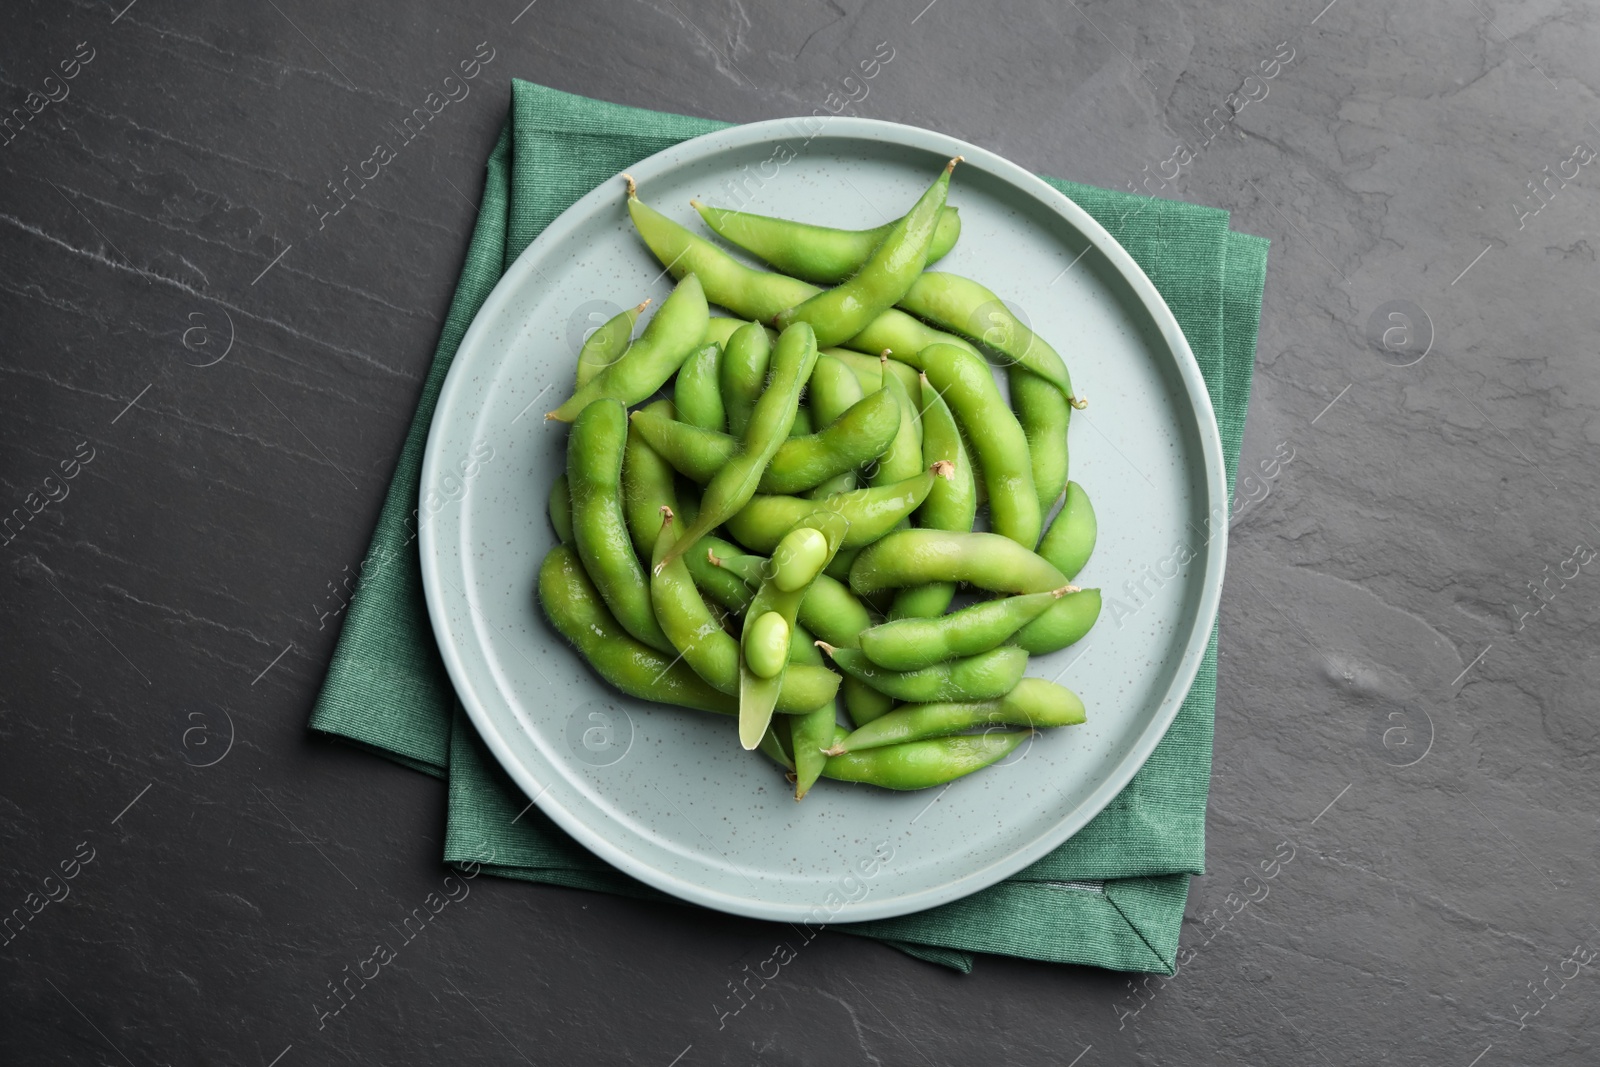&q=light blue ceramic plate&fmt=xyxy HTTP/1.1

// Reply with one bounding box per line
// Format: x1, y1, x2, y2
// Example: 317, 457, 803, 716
419, 118, 1226, 923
